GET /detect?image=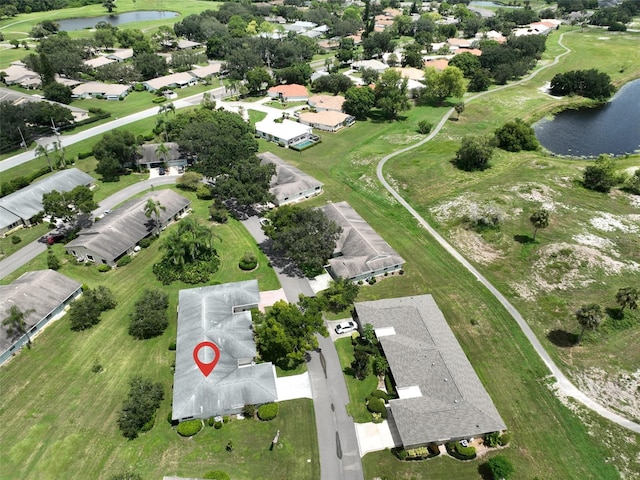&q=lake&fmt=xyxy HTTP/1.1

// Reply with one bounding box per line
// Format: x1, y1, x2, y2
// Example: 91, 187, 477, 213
56, 11, 179, 31
534, 79, 640, 157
